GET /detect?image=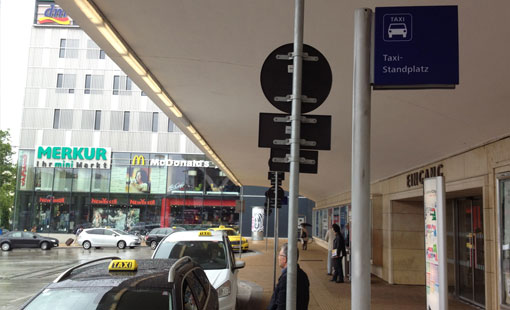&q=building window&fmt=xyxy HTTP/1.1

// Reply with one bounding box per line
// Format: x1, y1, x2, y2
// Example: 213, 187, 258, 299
58, 38, 79, 58
53, 109, 60, 129
141, 91, 147, 96
86, 40, 106, 59
94, 110, 101, 130
126, 77, 132, 91
84, 74, 91, 94
168, 118, 175, 132
152, 112, 159, 132
59, 39, 66, 58
500, 178, 510, 306
113, 75, 120, 95
123, 111, 130, 131
56, 73, 75, 93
